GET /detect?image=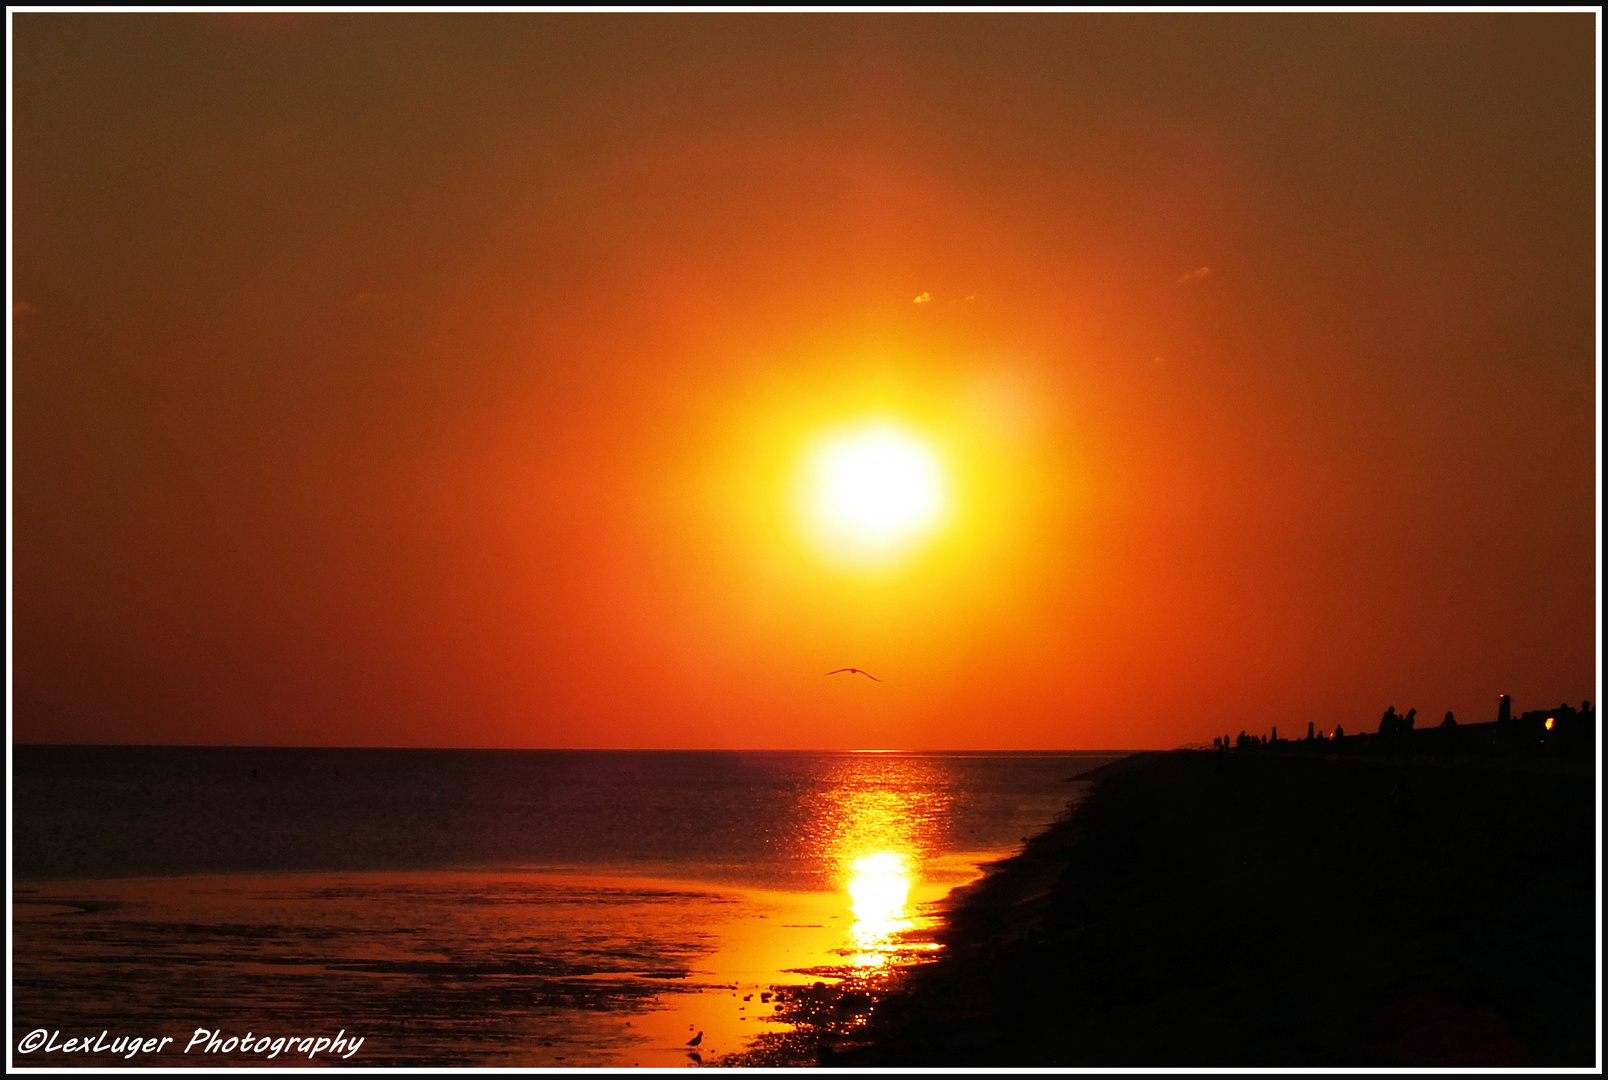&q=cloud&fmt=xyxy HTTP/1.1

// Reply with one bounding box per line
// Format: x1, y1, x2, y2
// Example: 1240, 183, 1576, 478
1177, 267, 1211, 283
913, 292, 932, 304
